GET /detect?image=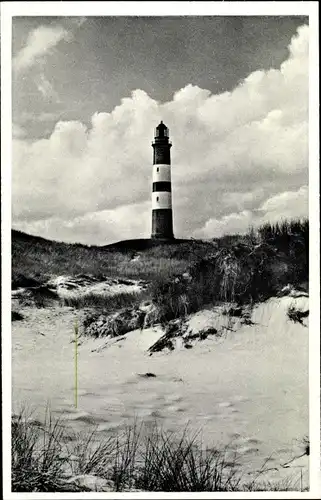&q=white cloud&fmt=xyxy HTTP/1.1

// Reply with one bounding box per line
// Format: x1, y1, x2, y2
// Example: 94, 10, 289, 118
13, 25, 71, 73
194, 210, 255, 239
12, 24, 309, 244
259, 185, 308, 223
13, 202, 150, 246
195, 185, 308, 239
